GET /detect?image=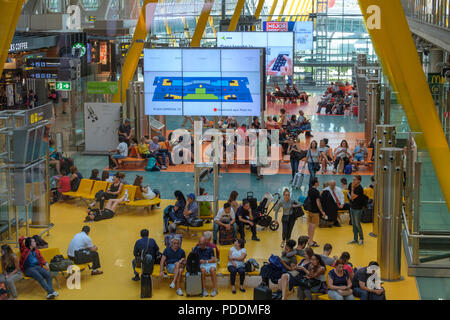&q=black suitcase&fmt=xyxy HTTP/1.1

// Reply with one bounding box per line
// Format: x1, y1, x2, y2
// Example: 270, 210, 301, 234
253, 284, 272, 300
361, 203, 373, 223
142, 254, 154, 275
243, 192, 258, 211
141, 274, 152, 298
